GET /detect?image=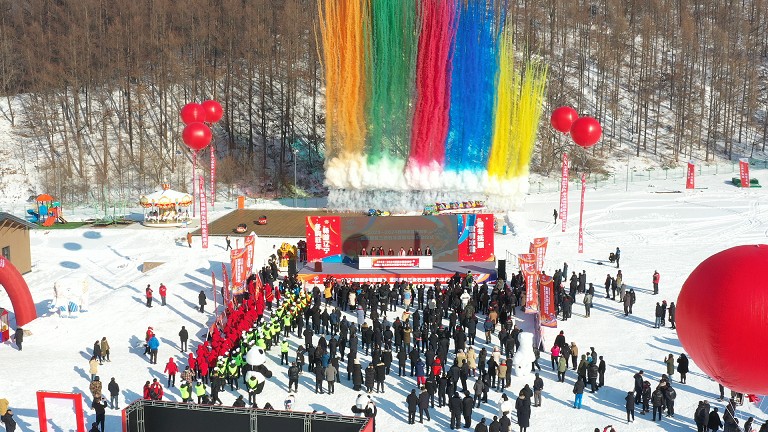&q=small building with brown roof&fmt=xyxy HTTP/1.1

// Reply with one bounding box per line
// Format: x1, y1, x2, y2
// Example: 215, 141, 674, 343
0, 212, 36, 274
